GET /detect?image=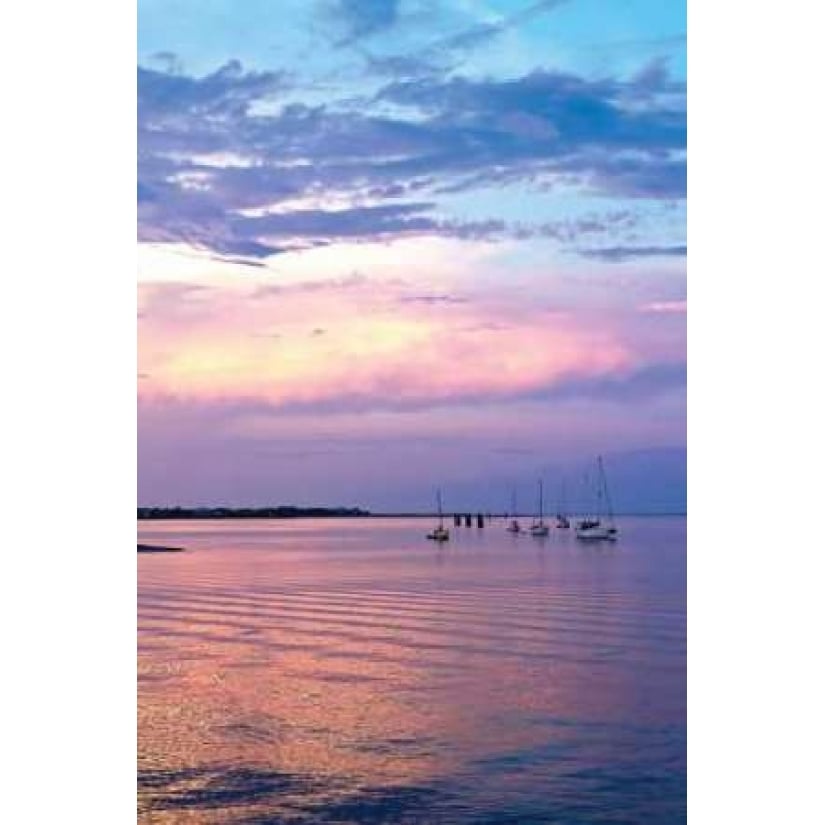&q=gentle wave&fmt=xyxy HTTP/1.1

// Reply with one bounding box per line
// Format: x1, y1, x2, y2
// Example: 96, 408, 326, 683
138, 517, 686, 824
